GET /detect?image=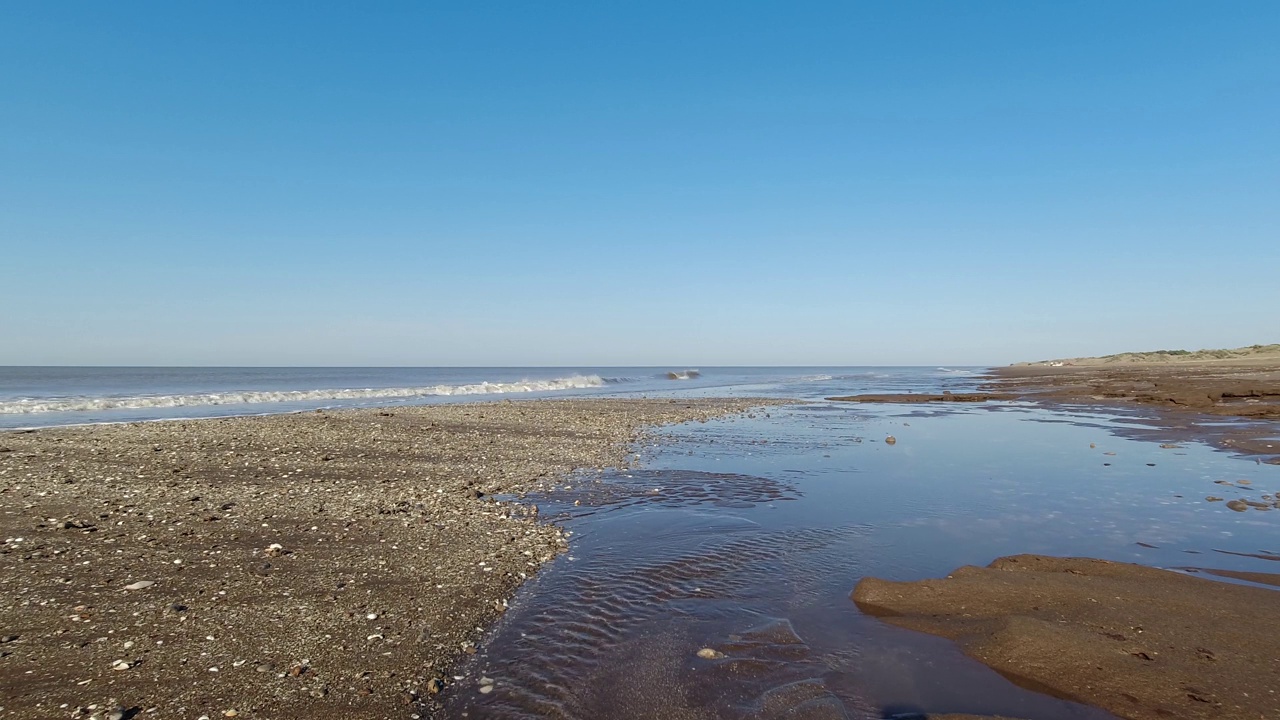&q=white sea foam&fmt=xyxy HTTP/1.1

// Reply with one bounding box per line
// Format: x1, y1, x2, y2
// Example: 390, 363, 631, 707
0, 374, 607, 415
